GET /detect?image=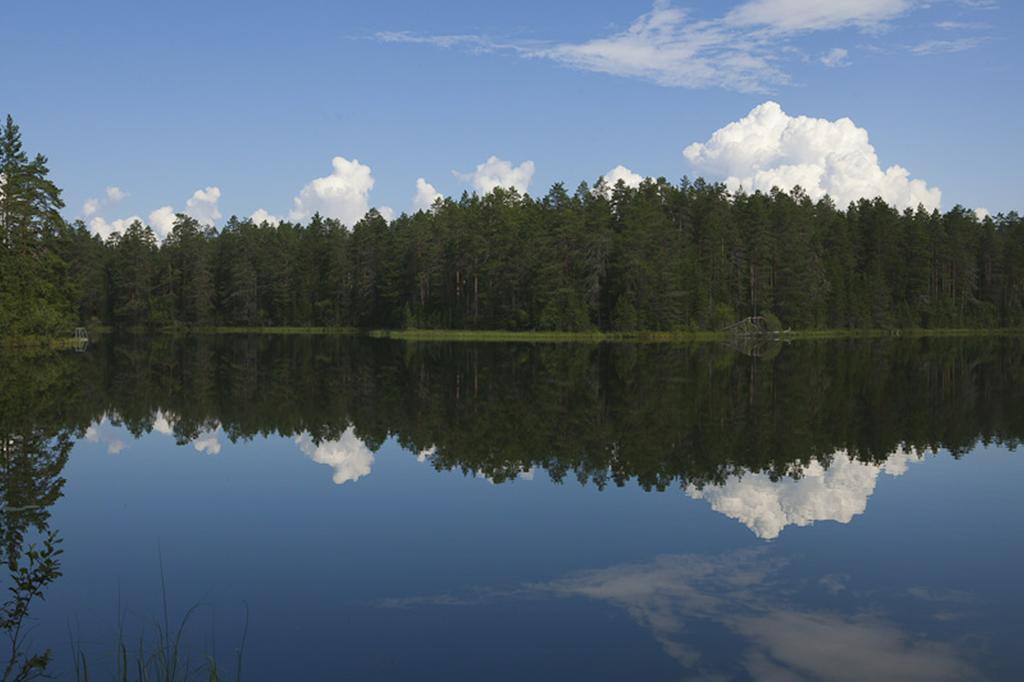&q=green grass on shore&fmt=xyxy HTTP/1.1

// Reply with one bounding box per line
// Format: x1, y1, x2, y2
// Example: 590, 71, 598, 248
141, 325, 1024, 344
1, 335, 84, 350
367, 327, 1024, 343
369, 328, 722, 343
194, 325, 361, 336
10, 325, 1024, 347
